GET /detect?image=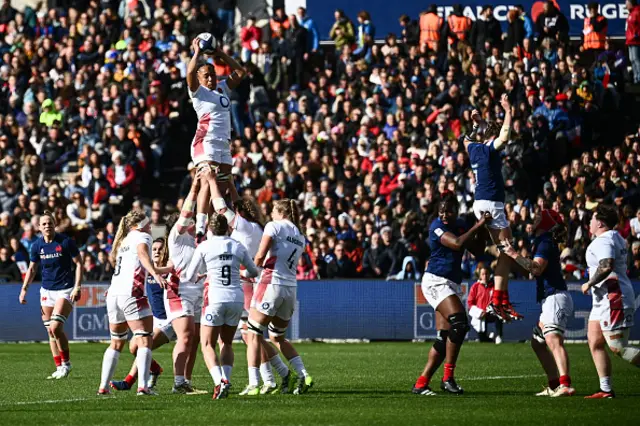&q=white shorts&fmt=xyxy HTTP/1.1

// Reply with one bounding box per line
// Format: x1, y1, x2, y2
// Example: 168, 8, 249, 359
420, 272, 462, 310
252, 284, 296, 321
191, 139, 232, 166
153, 316, 176, 341
202, 302, 244, 327
589, 277, 635, 331
165, 293, 203, 323
539, 291, 574, 334
473, 200, 509, 229
107, 294, 152, 324
40, 287, 73, 308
